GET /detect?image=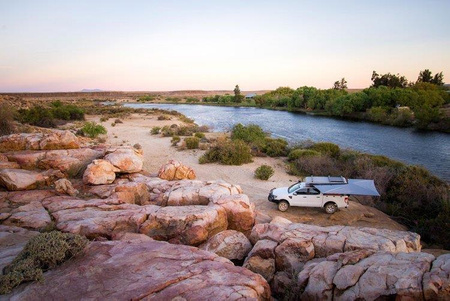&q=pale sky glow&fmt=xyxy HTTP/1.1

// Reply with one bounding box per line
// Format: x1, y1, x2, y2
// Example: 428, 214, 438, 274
1, 0, 449, 92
